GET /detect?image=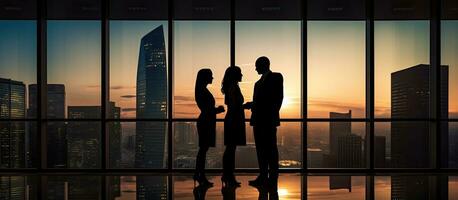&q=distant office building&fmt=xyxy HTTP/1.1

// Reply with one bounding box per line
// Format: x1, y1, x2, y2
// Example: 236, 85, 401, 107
67, 106, 101, 168
135, 25, 168, 200
108, 102, 122, 168
390, 64, 449, 200
28, 84, 66, 118
174, 122, 197, 147
329, 110, 352, 167
135, 25, 167, 168
329, 110, 361, 191
451, 125, 458, 168
28, 84, 66, 168
0, 78, 26, 168
107, 176, 121, 200
391, 64, 448, 168
107, 102, 121, 199
375, 136, 386, 168
236, 144, 258, 168
337, 134, 363, 168
307, 148, 323, 168
0, 176, 27, 200
46, 176, 66, 200
67, 176, 101, 200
